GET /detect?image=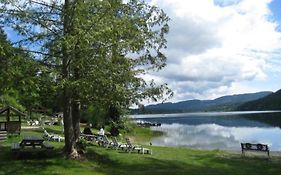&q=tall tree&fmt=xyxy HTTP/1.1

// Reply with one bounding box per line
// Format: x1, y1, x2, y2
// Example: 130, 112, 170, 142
0, 0, 171, 158
0, 28, 41, 110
